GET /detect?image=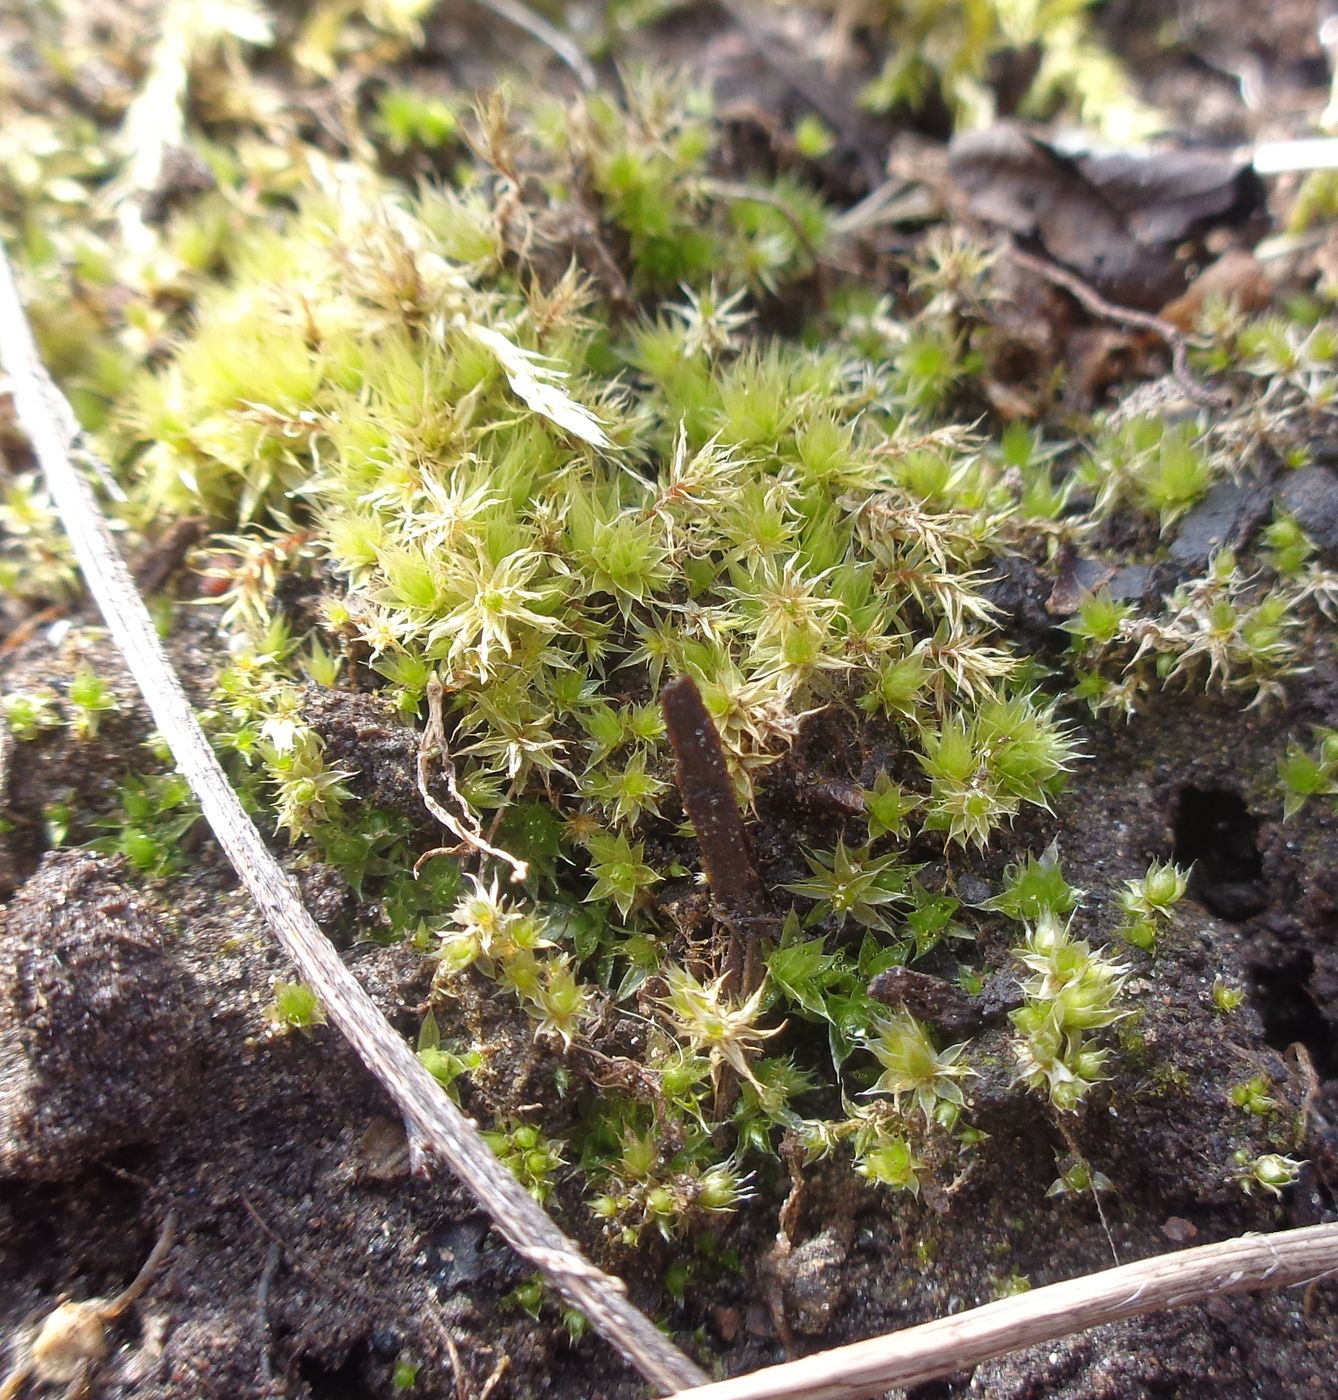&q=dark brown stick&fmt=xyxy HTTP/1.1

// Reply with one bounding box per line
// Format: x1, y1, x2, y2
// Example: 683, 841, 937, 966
661, 675, 766, 993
